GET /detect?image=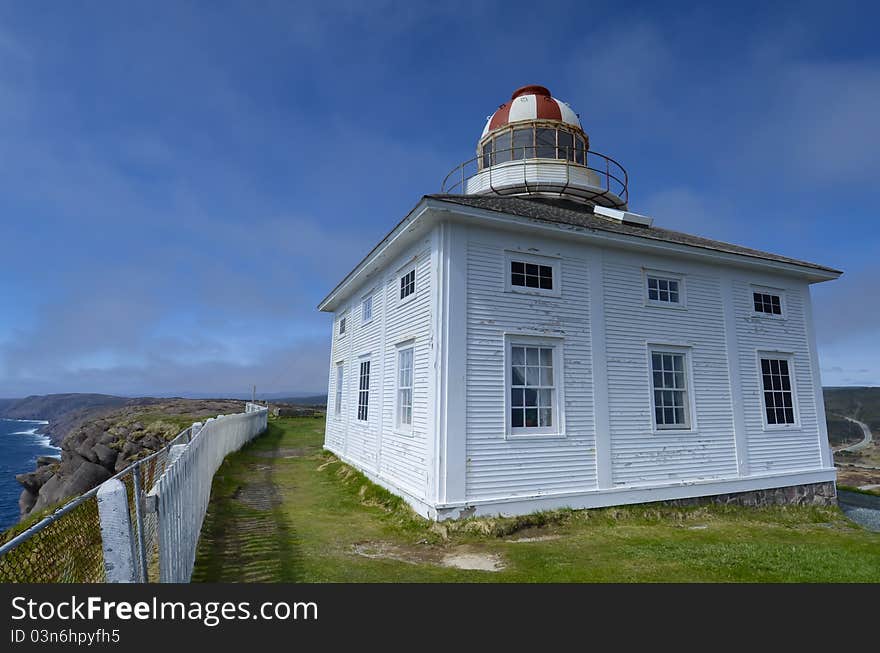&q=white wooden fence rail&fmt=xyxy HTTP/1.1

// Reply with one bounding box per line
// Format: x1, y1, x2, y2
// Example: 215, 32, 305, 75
144, 404, 268, 582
